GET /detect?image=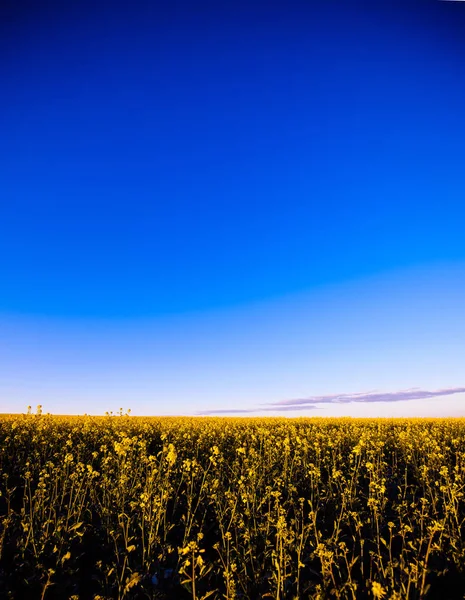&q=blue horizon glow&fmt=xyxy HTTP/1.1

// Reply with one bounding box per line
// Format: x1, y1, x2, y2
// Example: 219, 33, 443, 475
2, 261, 465, 417
1, 1, 465, 416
